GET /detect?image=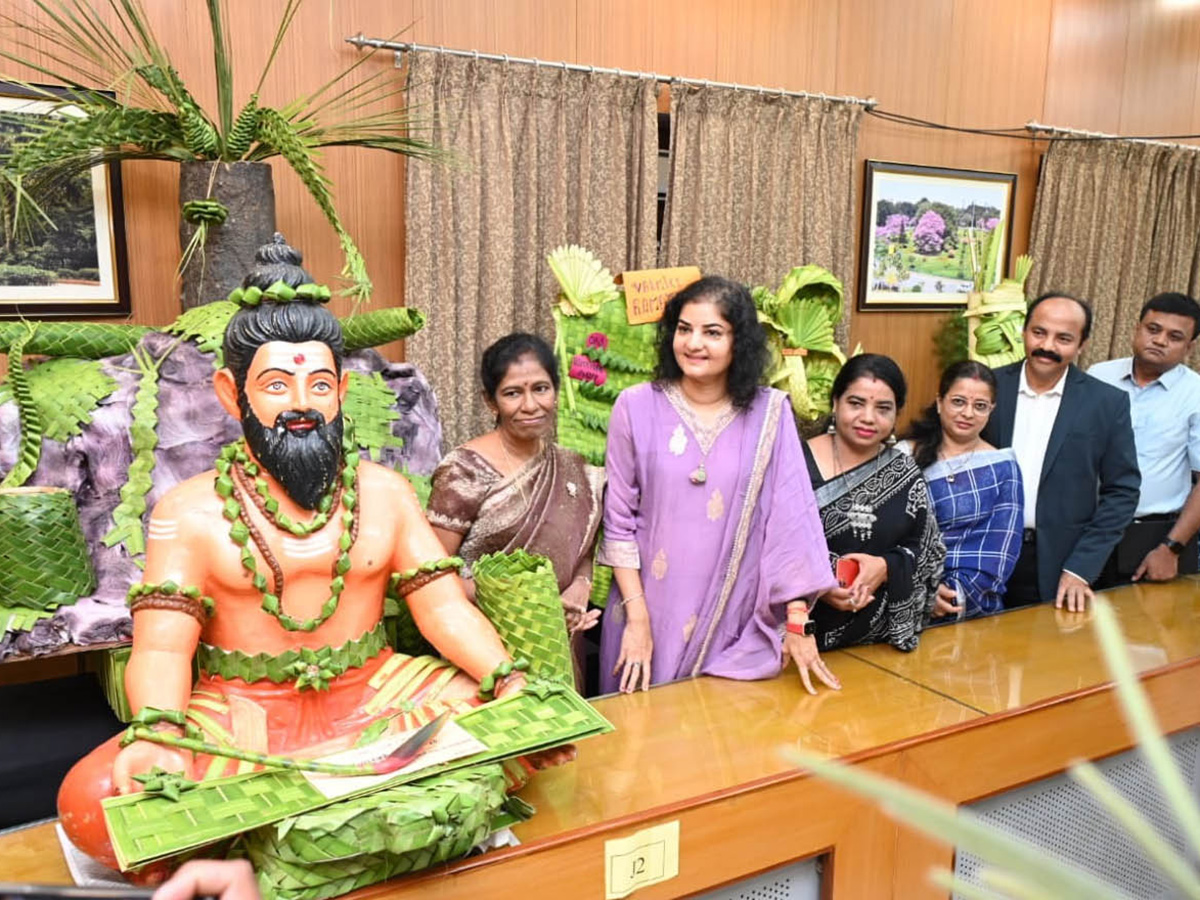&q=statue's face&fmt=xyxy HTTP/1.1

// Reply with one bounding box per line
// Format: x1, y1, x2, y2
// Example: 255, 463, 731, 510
236, 341, 349, 510
242, 341, 342, 429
